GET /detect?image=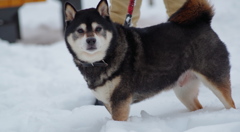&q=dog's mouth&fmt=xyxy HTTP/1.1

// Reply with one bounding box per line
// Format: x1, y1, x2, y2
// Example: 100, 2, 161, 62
87, 45, 97, 51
